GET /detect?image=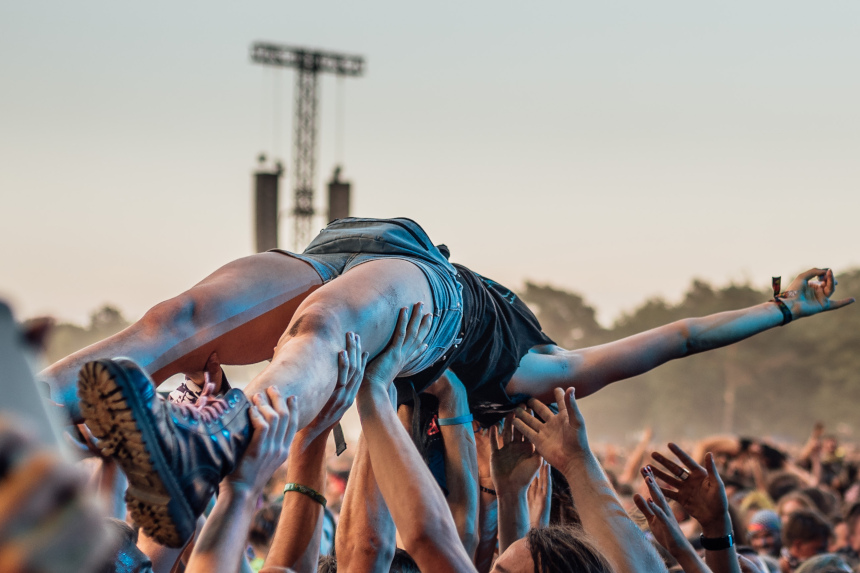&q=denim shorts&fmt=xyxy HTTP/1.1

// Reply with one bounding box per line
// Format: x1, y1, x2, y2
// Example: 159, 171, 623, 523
271, 218, 464, 377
